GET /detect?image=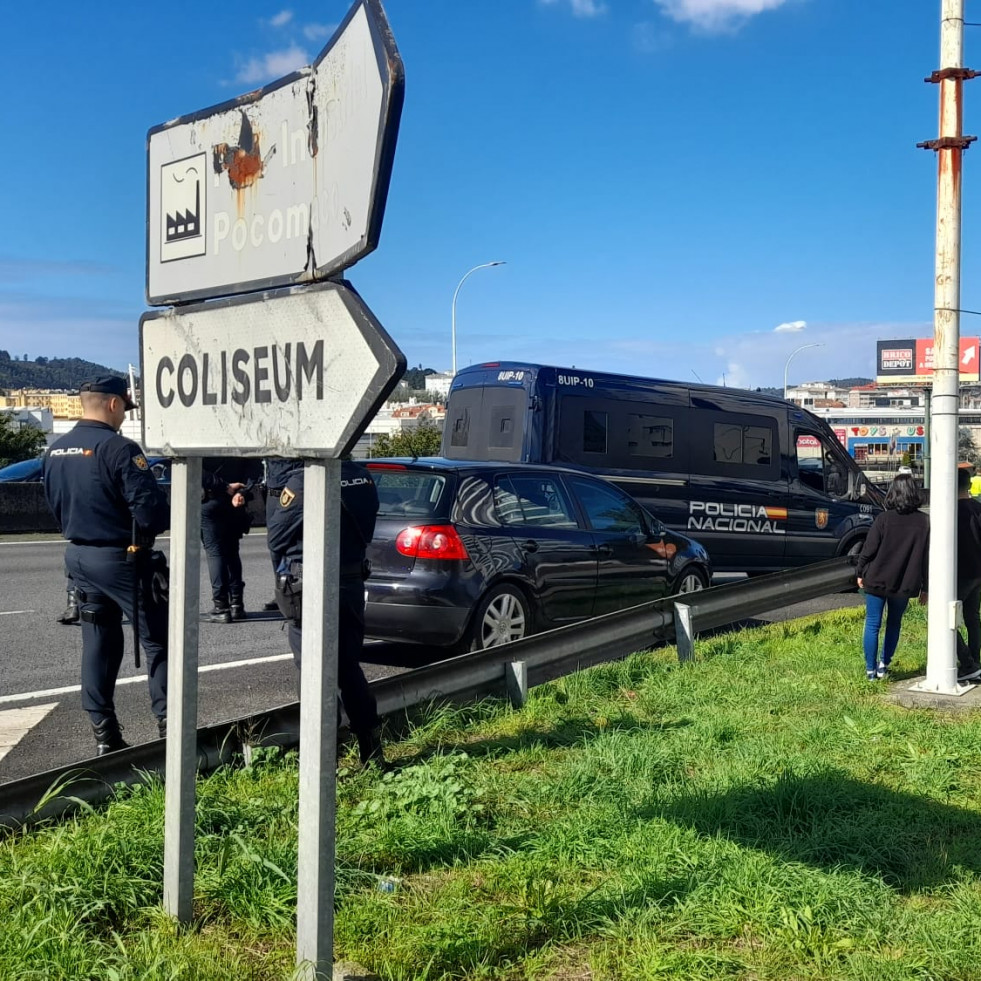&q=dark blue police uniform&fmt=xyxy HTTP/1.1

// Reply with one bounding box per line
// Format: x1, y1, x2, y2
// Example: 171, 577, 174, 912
264, 457, 298, 569
266, 459, 383, 764
200, 457, 263, 622
44, 378, 170, 754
